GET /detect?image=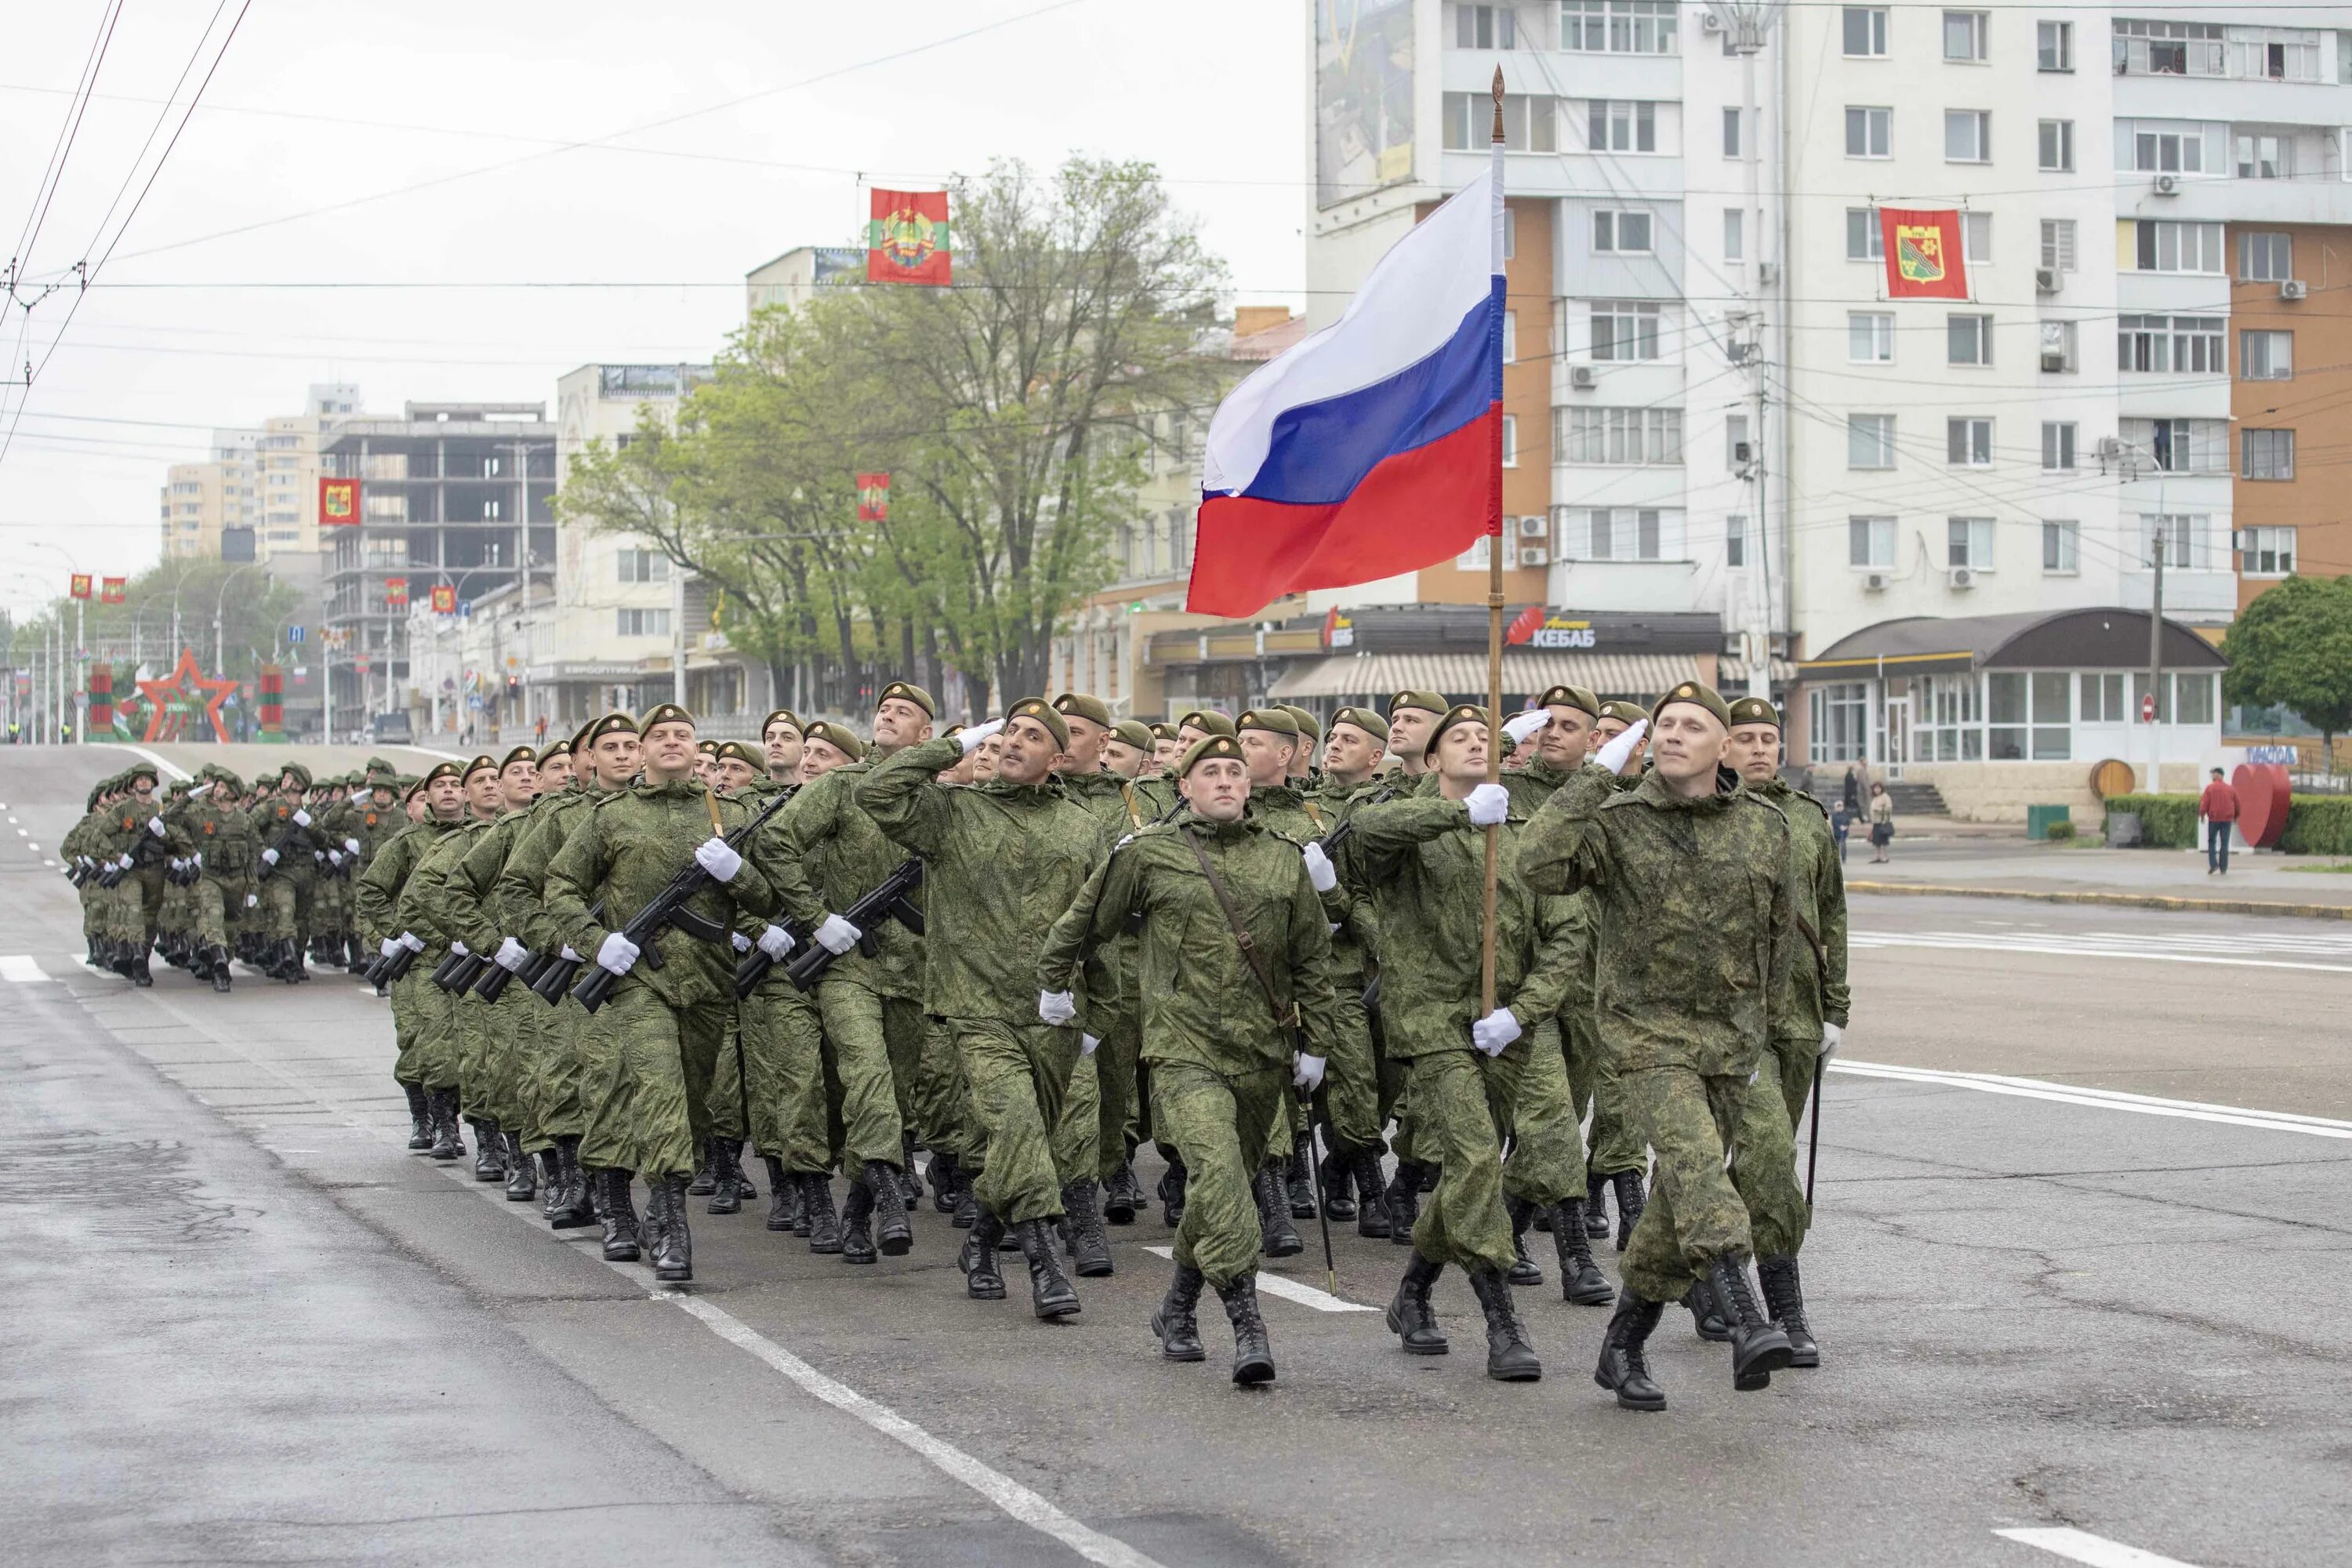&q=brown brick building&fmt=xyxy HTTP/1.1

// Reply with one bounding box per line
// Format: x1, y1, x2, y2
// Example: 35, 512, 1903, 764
2228, 222, 2352, 611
